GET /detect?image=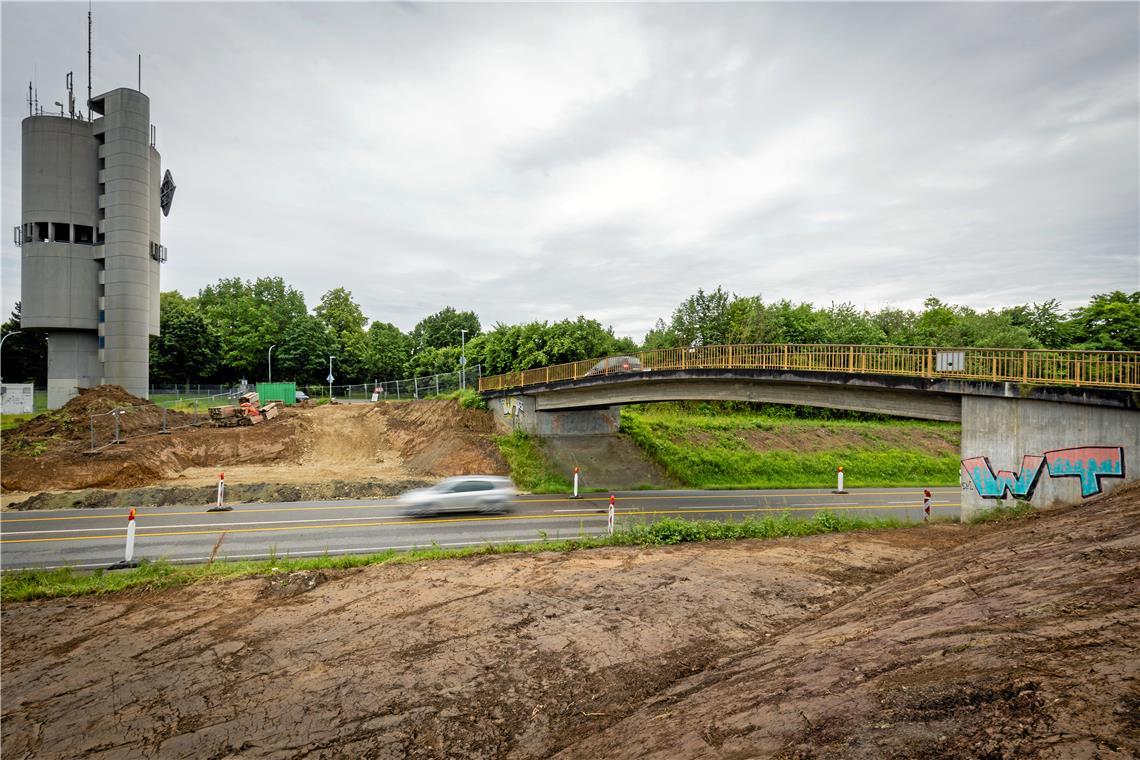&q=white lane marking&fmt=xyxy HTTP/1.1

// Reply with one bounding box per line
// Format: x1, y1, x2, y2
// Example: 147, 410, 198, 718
552, 508, 617, 513
0, 515, 404, 537
2, 535, 613, 572
888, 501, 951, 505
